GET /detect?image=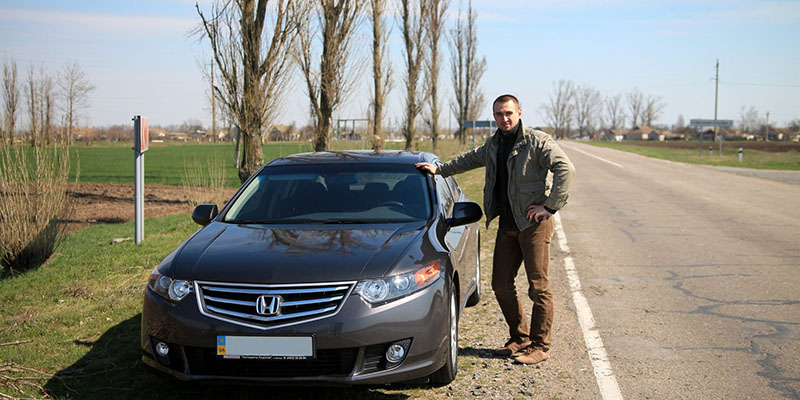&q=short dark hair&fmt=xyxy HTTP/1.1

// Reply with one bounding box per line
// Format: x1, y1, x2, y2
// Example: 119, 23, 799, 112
493, 94, 520, 109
